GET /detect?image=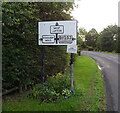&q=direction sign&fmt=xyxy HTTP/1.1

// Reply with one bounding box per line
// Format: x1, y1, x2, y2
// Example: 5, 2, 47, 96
38, 20, 77, 45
